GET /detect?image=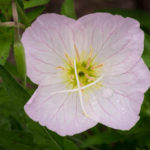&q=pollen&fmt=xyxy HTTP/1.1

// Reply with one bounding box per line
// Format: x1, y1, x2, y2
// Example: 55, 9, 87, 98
57, 45, 103, 89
